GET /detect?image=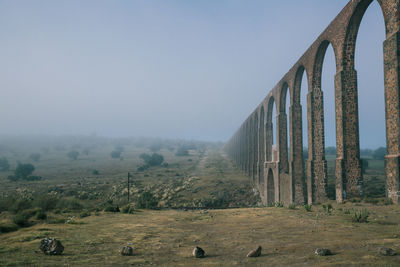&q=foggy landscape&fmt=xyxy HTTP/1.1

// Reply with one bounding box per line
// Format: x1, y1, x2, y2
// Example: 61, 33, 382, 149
1, 1, 399, 266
